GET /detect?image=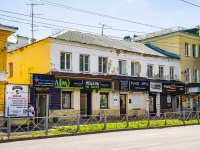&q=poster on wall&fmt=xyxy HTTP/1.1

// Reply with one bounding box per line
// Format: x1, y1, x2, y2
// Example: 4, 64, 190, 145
145, 92, 149, 113
113, 96, 119, 106
5, 84, 28, 117
156, 93, 160, 117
